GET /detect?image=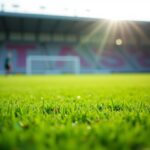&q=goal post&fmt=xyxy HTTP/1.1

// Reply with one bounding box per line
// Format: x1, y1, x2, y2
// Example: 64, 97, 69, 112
26, 56, 80, 74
